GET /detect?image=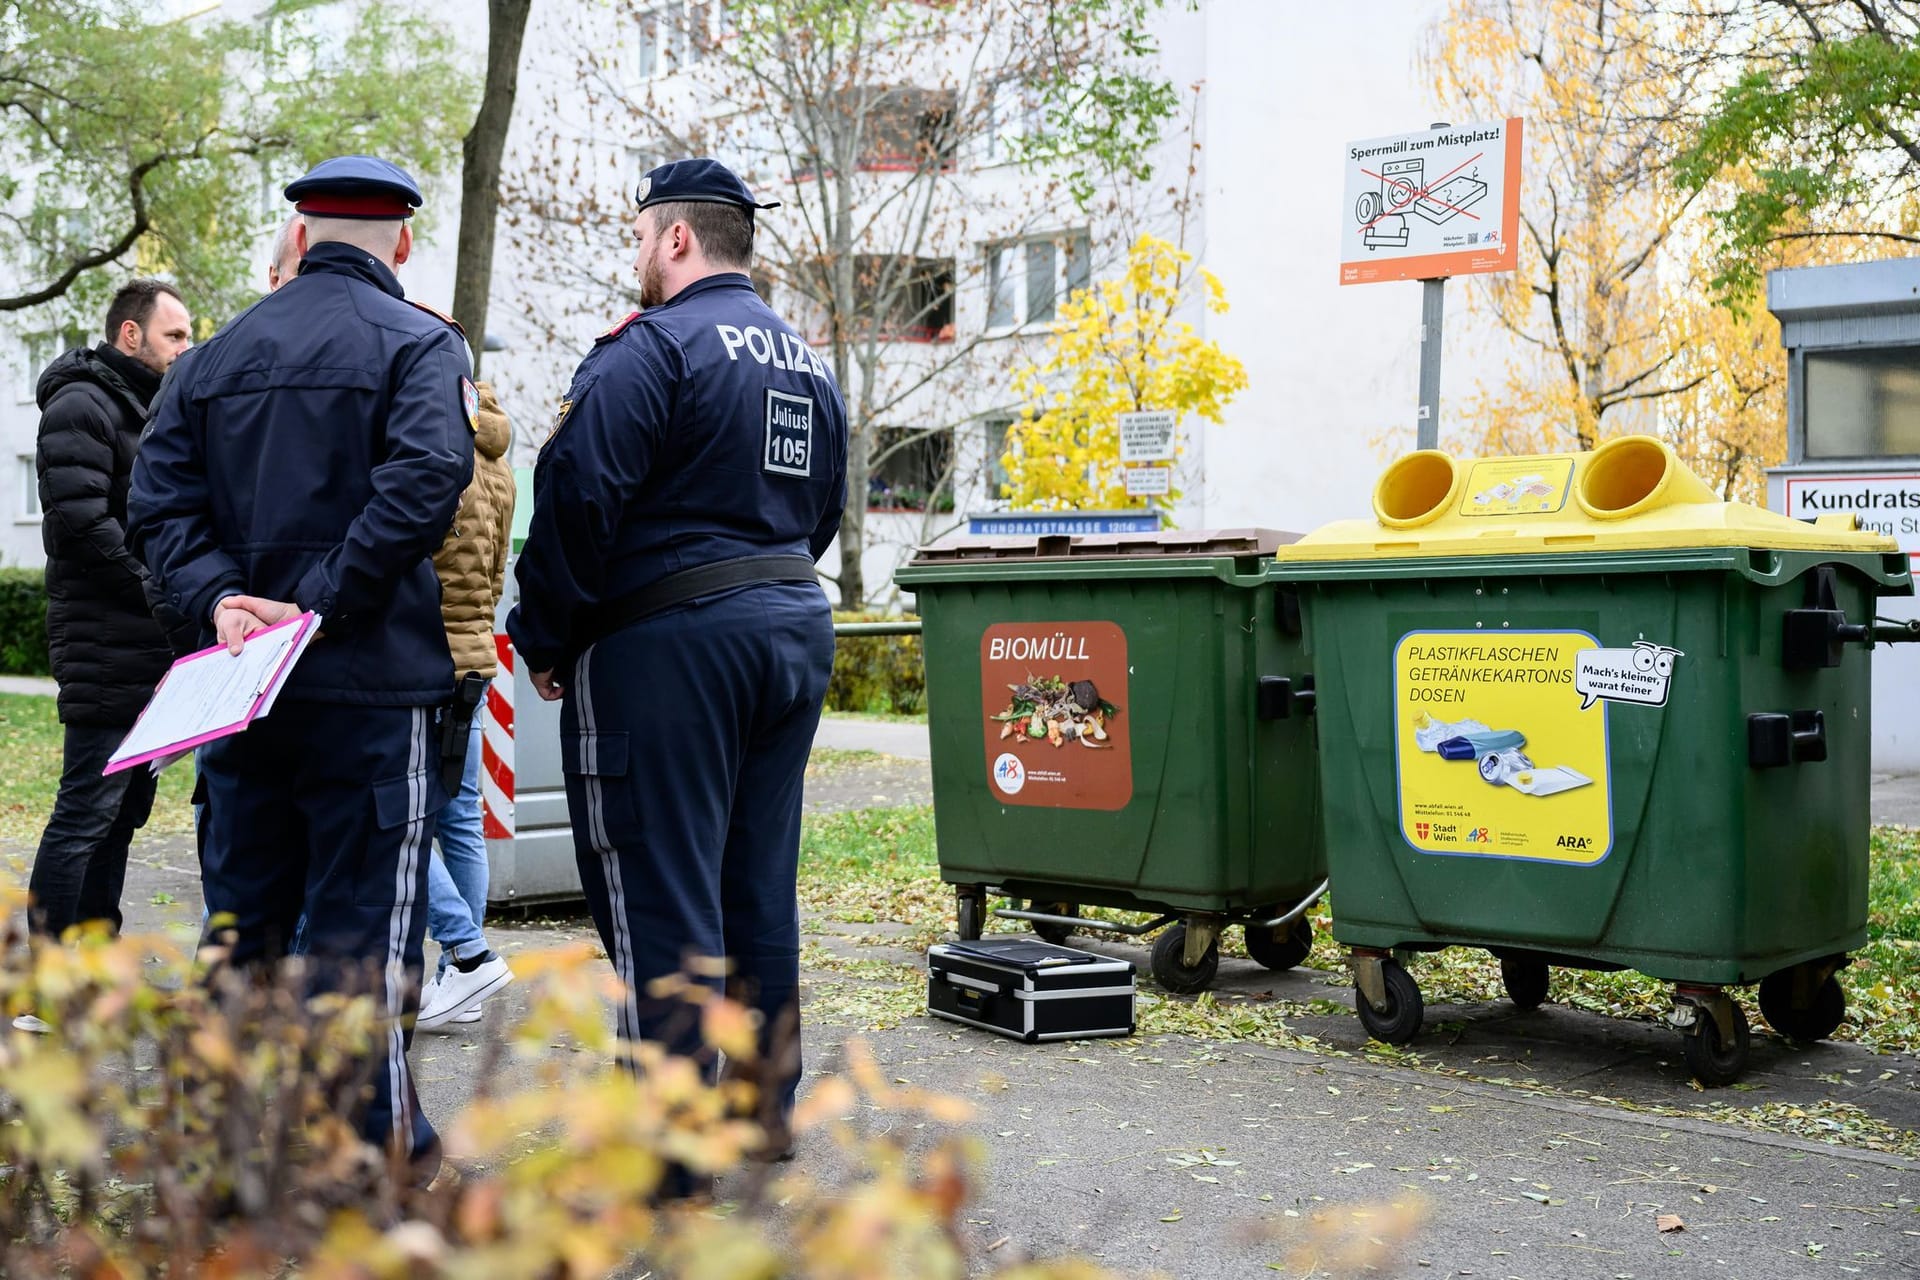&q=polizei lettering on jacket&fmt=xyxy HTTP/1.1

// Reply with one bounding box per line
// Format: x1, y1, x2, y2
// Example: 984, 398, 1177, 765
987, 632, 1092, 663
715, 324, 830, 378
